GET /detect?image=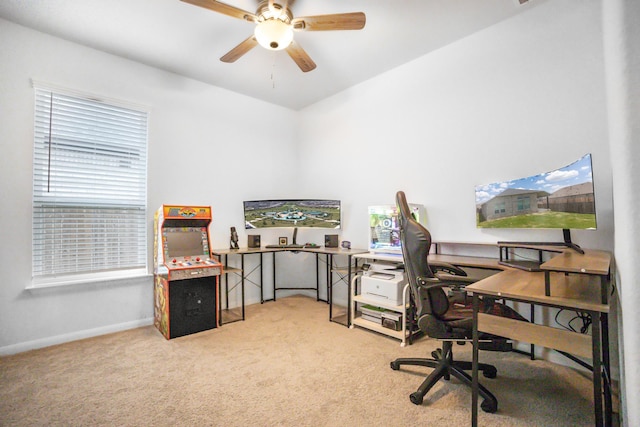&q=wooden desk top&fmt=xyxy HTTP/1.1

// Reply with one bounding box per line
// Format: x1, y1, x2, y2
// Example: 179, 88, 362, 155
212, 247, 278, 255
212, 247, 368, 256
466, 270, 609, 313
299, 247, 369, 256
